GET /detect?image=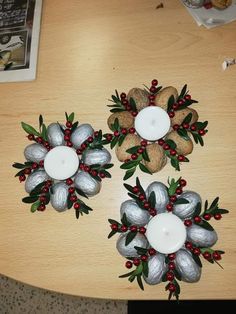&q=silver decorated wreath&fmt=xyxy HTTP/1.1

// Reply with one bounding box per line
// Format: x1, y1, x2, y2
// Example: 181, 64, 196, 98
13, 113, 113, 219
108, 177, 228, 300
